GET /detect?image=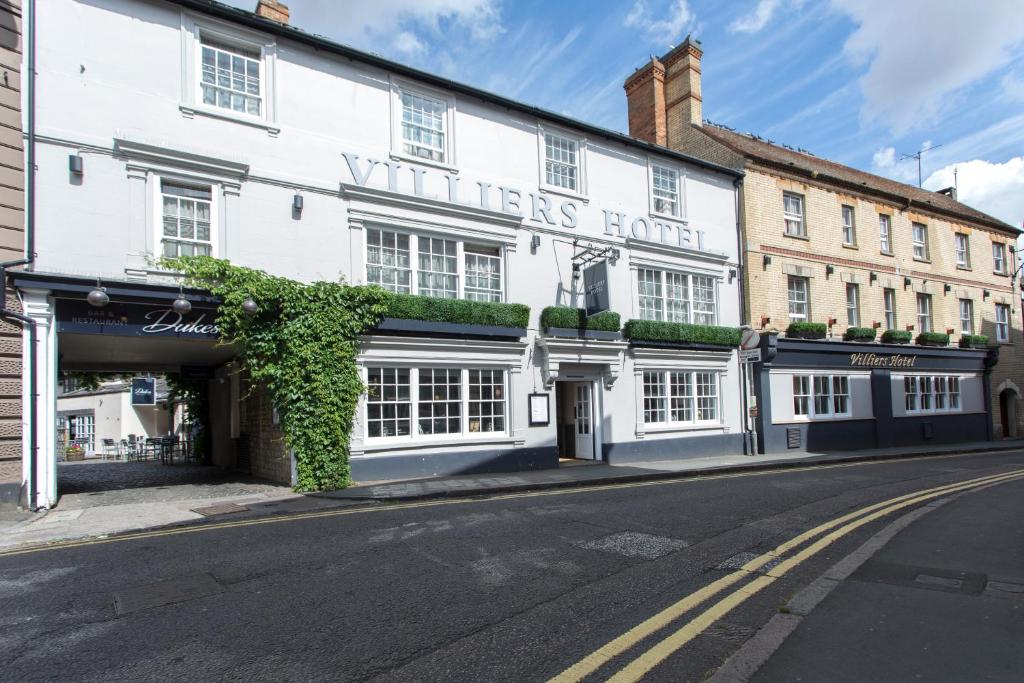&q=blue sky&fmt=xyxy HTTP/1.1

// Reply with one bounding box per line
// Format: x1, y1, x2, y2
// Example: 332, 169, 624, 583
233, 0, 1024, 227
